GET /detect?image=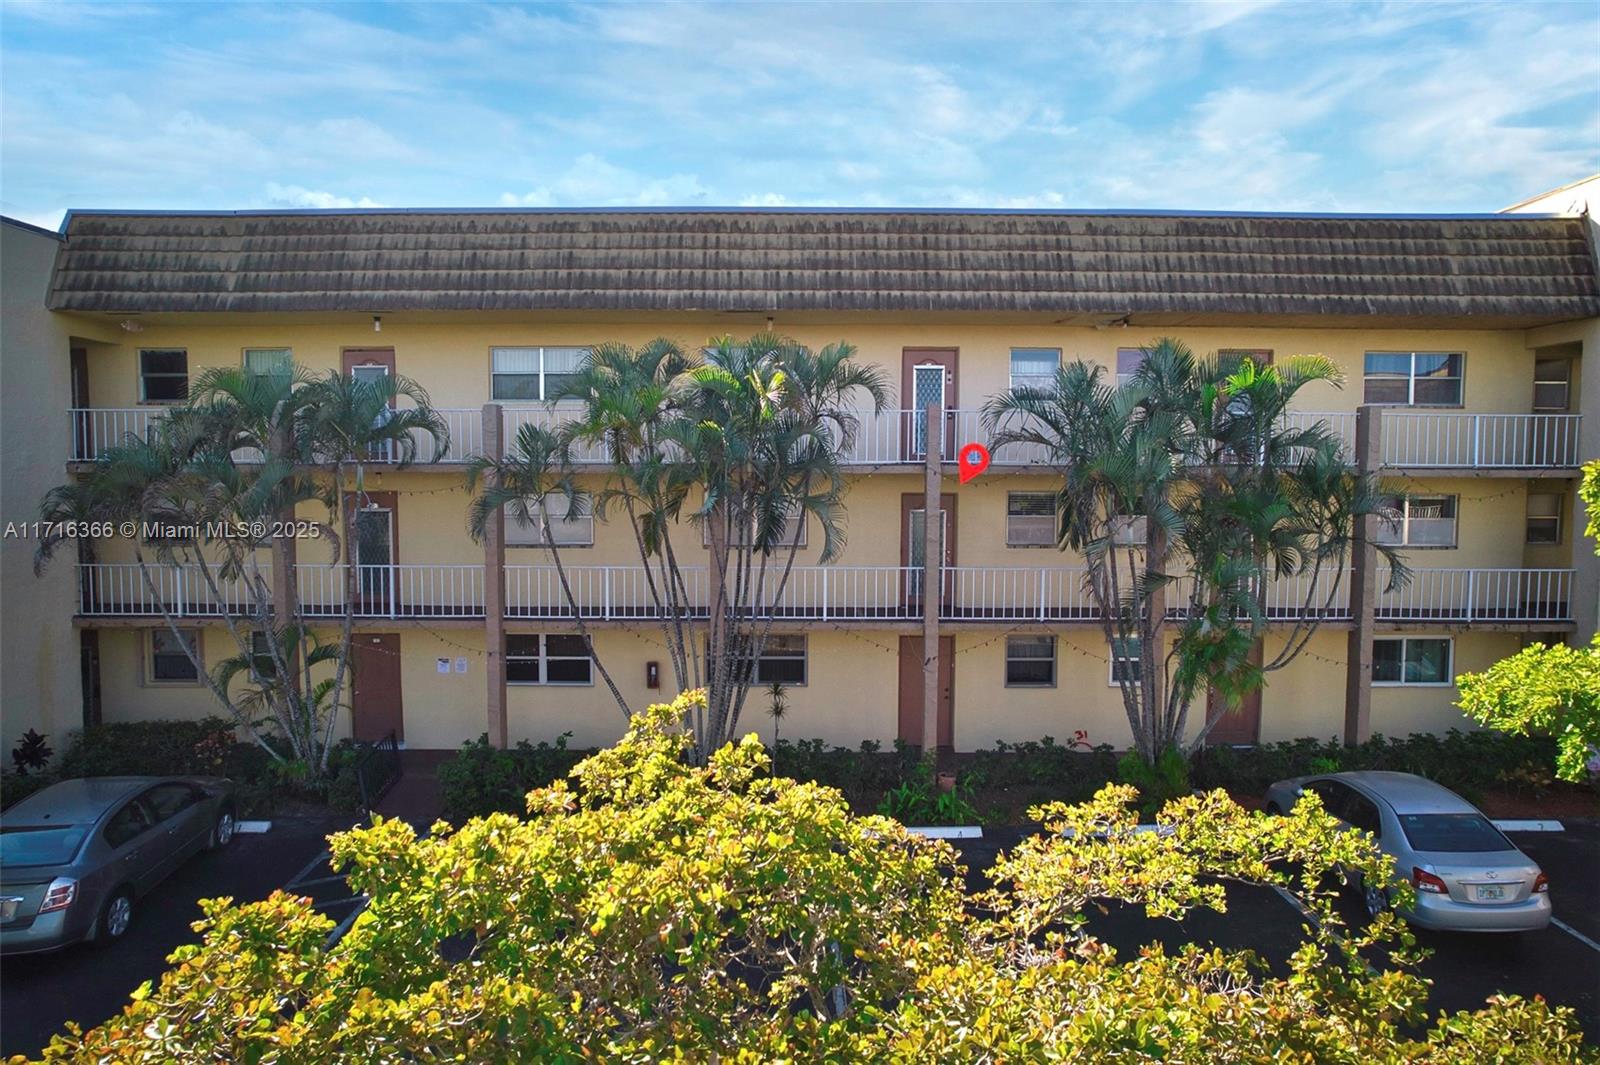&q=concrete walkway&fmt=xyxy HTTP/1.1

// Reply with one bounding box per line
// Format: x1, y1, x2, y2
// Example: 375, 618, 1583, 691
372, 749, 450, 827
